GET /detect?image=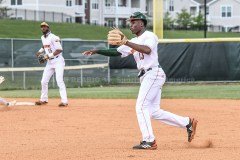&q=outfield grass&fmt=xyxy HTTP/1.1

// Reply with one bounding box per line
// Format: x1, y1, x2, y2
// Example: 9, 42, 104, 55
1, 84, 240, 99
0, 19, 133, 39
0, 19, 239, 39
